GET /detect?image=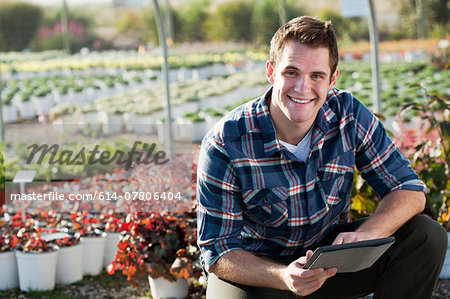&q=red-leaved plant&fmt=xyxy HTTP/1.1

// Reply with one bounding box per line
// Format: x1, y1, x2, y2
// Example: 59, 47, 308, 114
107, 211, 201, 286
12, 226, 54, 253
